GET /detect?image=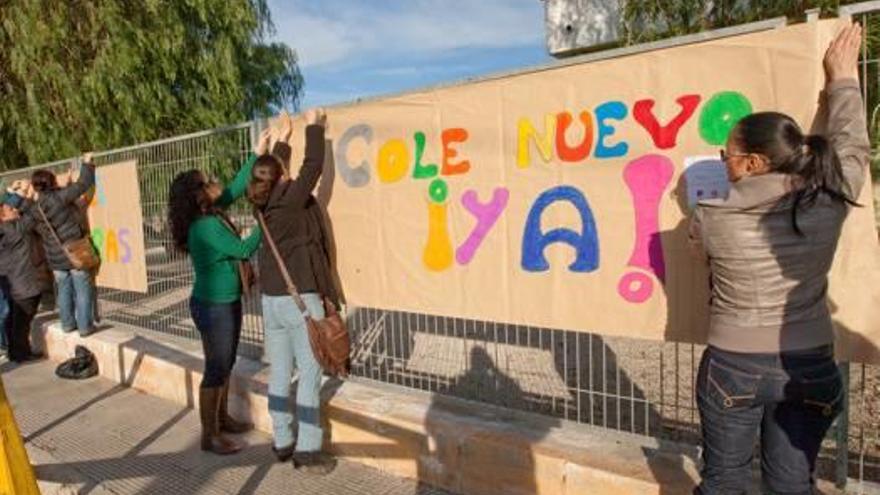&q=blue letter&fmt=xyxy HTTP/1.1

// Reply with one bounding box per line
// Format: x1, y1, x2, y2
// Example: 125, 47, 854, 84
594, 101, 629, 158
521, 186, 600, 272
